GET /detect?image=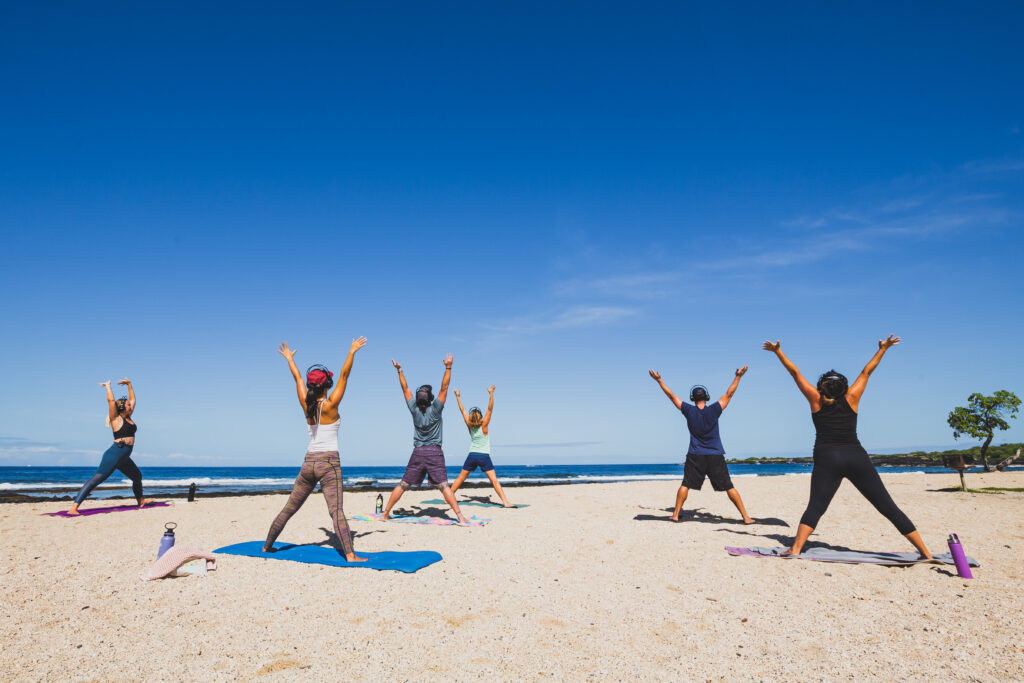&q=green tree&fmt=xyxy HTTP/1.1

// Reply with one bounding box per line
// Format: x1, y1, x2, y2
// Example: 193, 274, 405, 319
947, 391, 1021, 472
